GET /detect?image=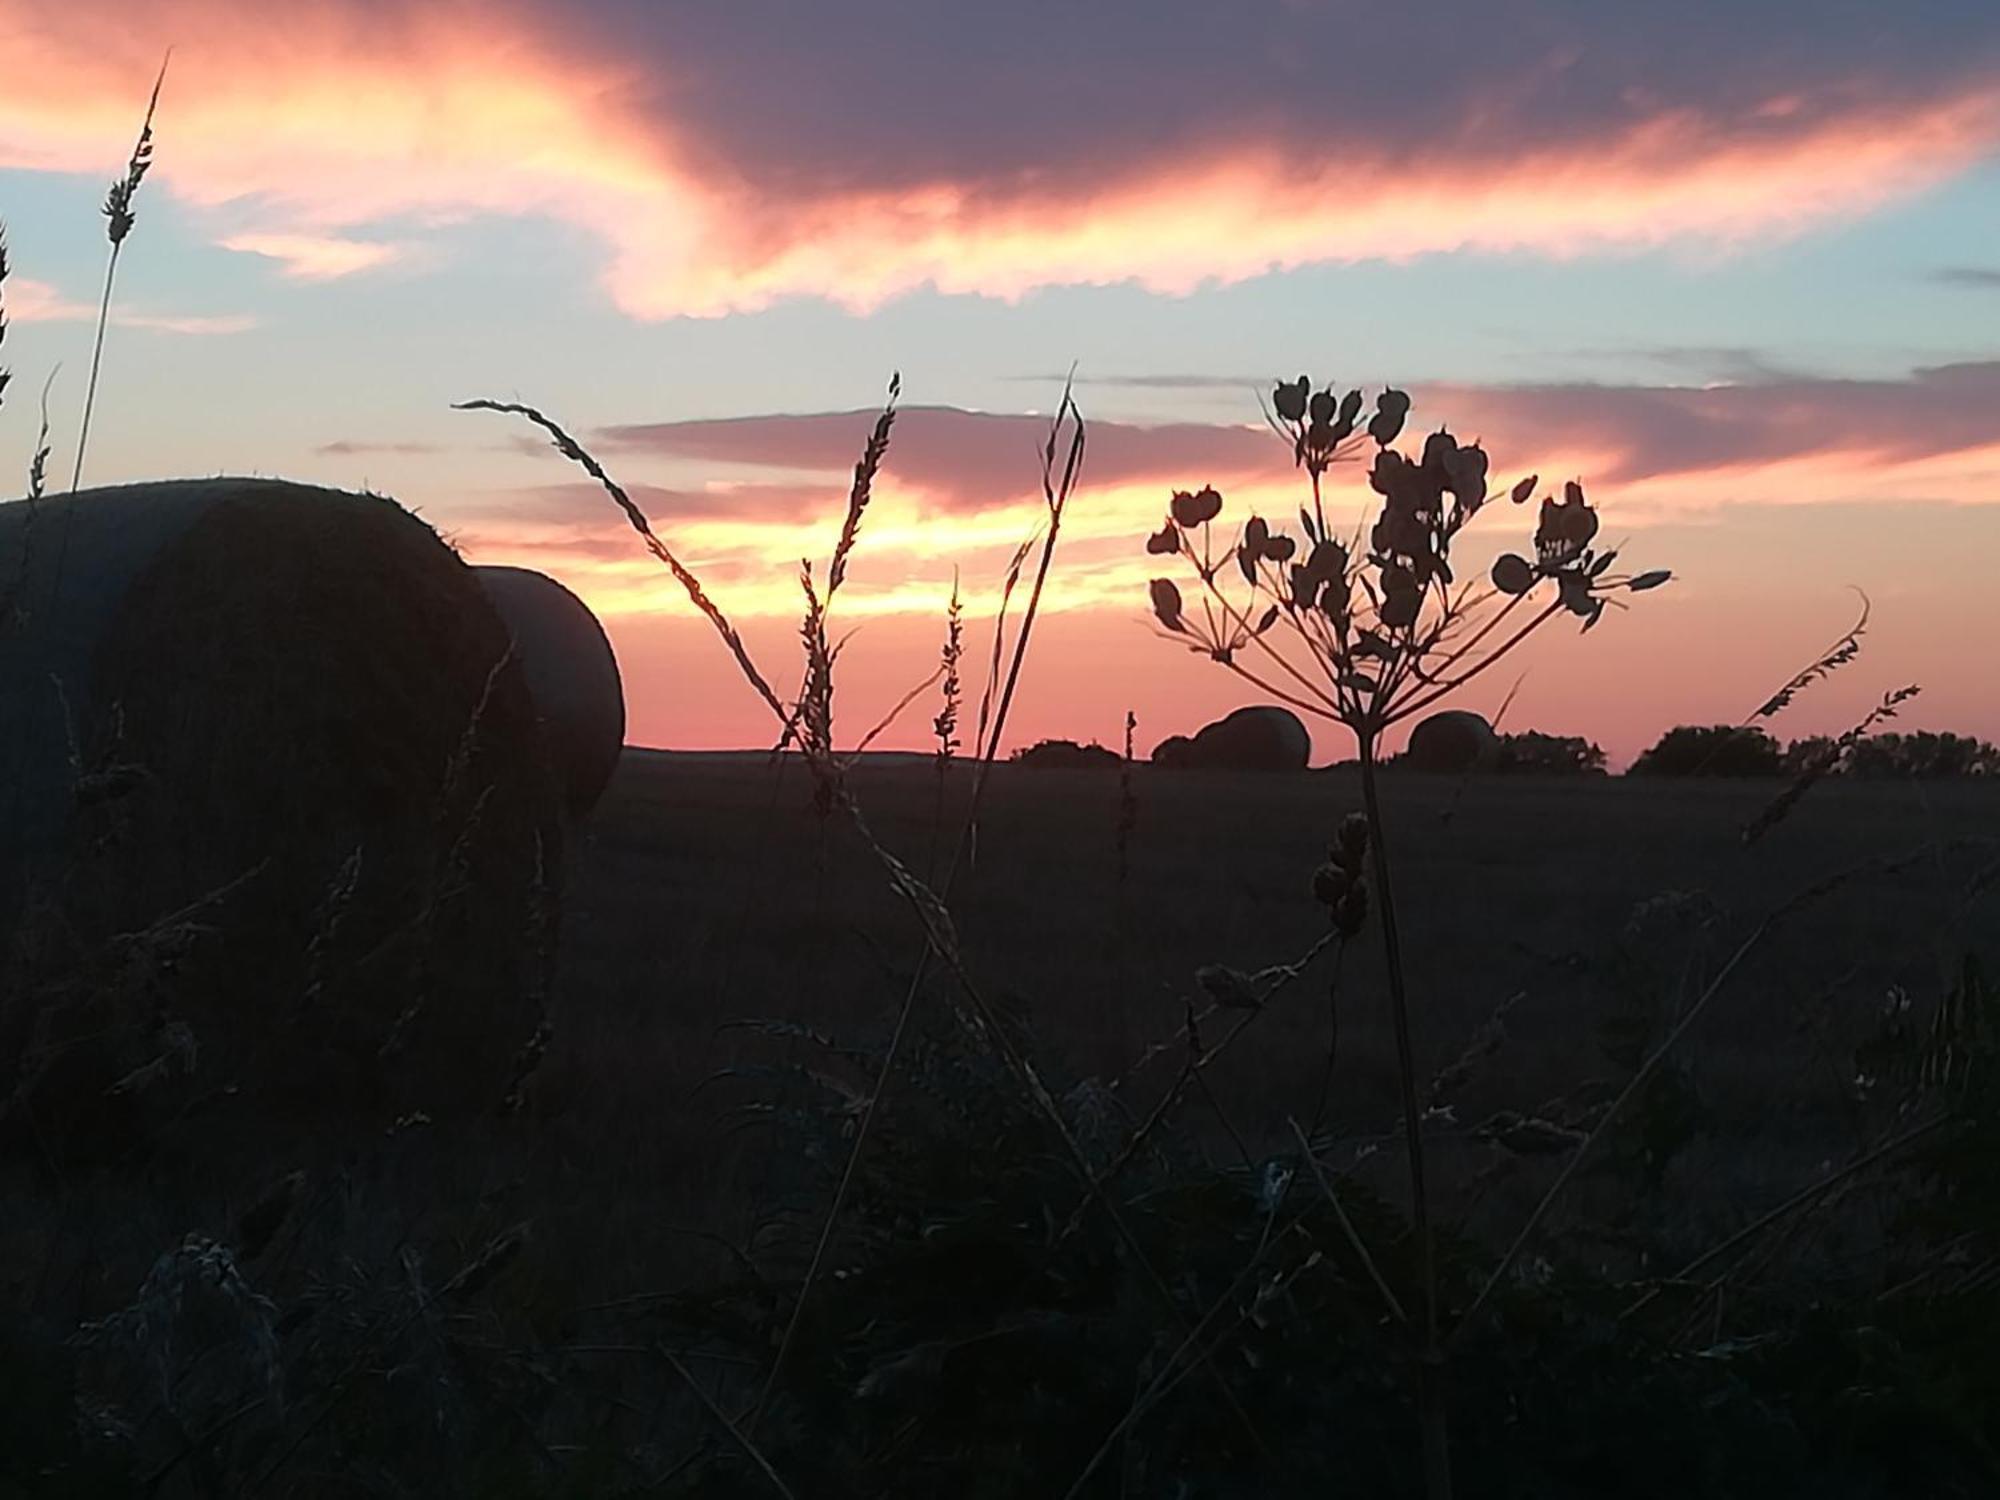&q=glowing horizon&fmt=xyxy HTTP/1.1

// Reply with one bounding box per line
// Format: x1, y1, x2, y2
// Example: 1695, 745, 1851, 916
2, 0, 1996, 766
